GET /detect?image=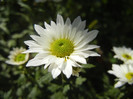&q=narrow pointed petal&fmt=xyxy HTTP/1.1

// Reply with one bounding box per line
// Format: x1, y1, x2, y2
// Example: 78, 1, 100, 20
26, 58, 44, 67
114, 81, 126, 88
87, 51, 100, 56
26, 53, 50, 66
84, 30, 99, 43
75, 45, 99, 51
34, 24, 45, 35
44, 22, 51, 30
23, 48, 43, 53
72, 16, 81, 28
57, 14, 64, 25
65, 18, 71, 26
63, 60, 72, 78
52, 67, 61, 79
70, 55, 87, 64
24, 40, 40, 47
